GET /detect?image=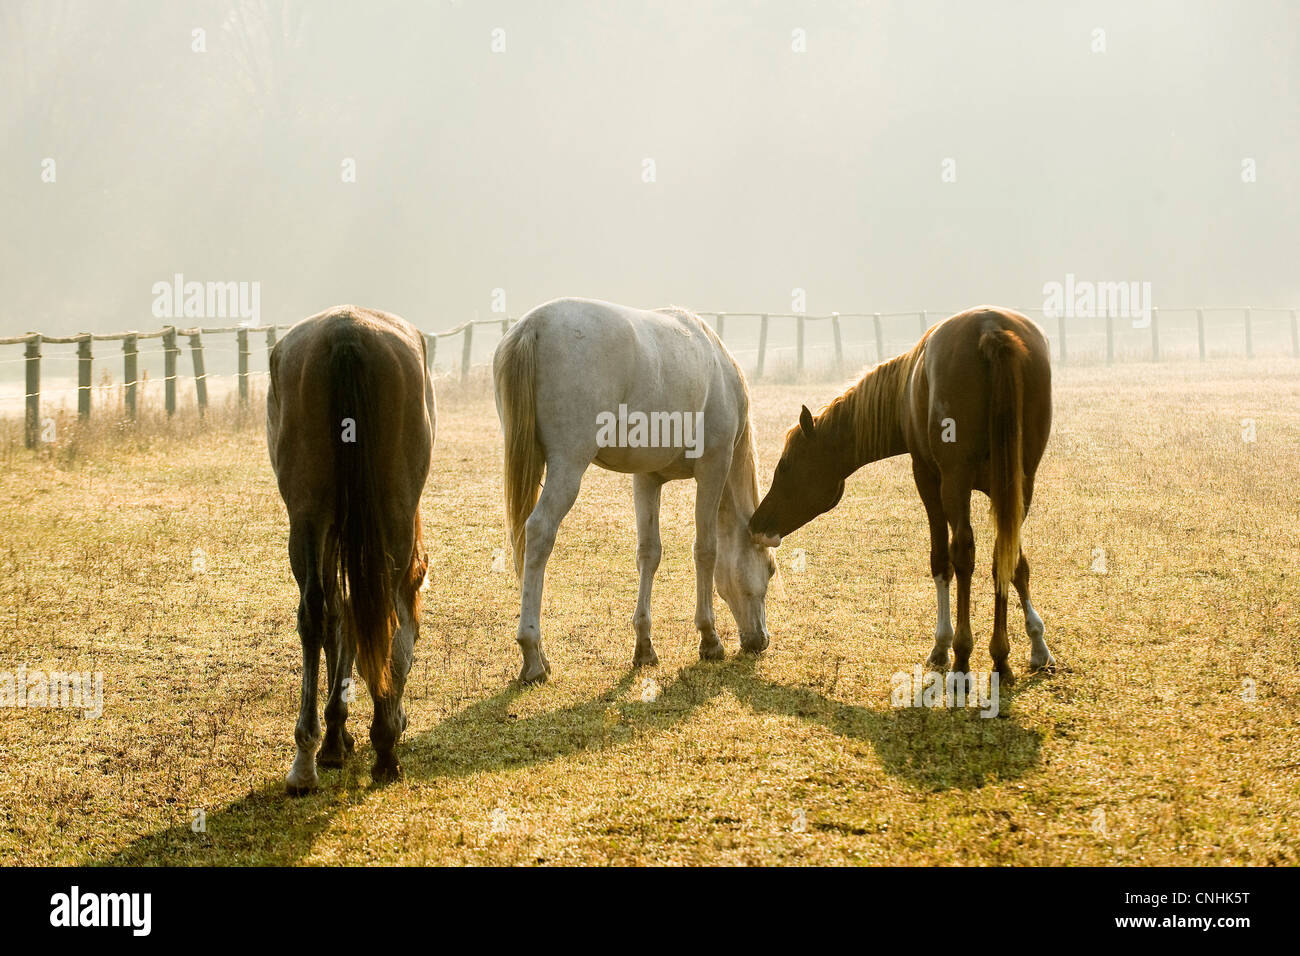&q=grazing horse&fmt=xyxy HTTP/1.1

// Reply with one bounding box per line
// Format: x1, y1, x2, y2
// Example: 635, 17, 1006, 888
267, 305, 435, 793
748, 306, 1053, 683
493, 297, 775, 683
